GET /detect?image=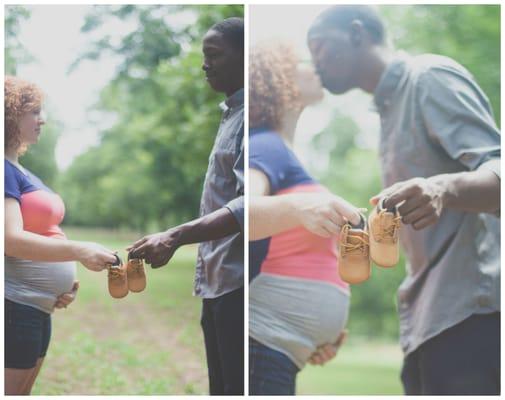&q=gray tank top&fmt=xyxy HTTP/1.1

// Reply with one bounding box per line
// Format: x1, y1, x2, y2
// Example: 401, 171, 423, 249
5, 256, 76, 314
249, 273, 350, 369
